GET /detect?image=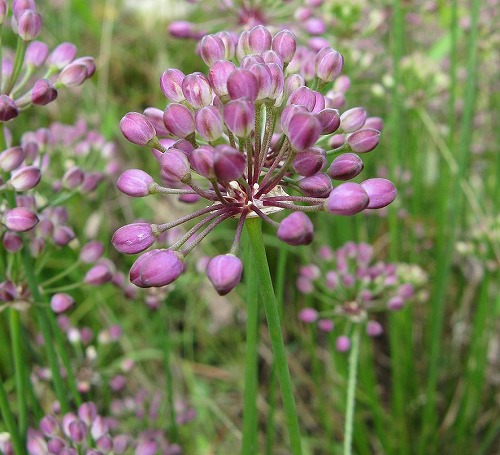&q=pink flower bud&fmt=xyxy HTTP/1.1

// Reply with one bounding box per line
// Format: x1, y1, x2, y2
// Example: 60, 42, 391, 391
366, 320, 383, 337
324, 182, 369, 215
195, 105, 224, 141
223, 99, 255, 138
53, 225, 75, 246
250, 63, 273, 99
26, 41, 49, 67
213, 144, 246, 181
58, 62, 88, 87
267, 62, 285, 99
388, 296, 405, 311
298, 173, 332, 197
288, 86, 316, 111
248, 25, 272, 53
227, 68, 258, 101
129, 250, 159, 287
120, 112, 157, 146
159, 149, 191, 182
72, 56, 96, 78
199, 34, 226, 66
277, 212, 314, 245
347, 128, 380, 153
299, 308, 318, 323
0, 146, 24, 172
3, 207, 38, 231
78, 402, 97, 425
139, 249, 184, 287
143, 107, 169, 137
48, 42, 77, 69
9, 165, 41, 190
208, 60, 236, 98
206, 254, 243, 295
163, 103, 195, 138
117, 169, 154, 197
0, 95, 19, 122
293, 147, 326, 176
12, 0, 36, 18
84, 262, 113, 285
168, 20, 198, 39
182, 72, 213, 108
236, 30, 251, 60
328, 153, 364, 180
284, 74, 305, 99
360, 178, 397, 209
305, 17, 326, 35
317, 319, 334, 332
316, 108, 340, 134
62, 166, 84, 189
272, 29, 296, 64
3, 231, 23, 252
50, 293, 74, 313
39, 415, 59, 436
340, 107, 367, 133
216, 31, 236, 60
68, 420, 87, 443
315, 47, 343, 82
79, 240, 104, 263
336, 335, 351, 352
189, 145, 215, 179
364, 116, 383, 131
17, 9, 42, 41
31, 79, 58, 105
334, 75, 351, 93
112, 223, 156, 254
160, 68, 185, 102
96, 435, 113, 452
287, 111, 322, 151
